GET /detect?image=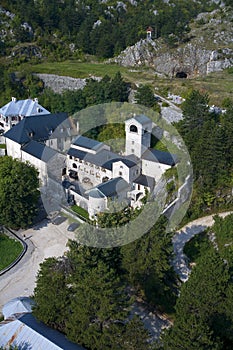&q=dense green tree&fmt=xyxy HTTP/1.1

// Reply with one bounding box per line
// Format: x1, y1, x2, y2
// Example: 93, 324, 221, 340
34, 240, 145, 349
161, 249, 233, 349
179, 89, 209, 142
135, 85, 157, 108
33, 257, 70, 333
119, 316, 151, 350
65, 260, 129, 348
109, 72, 129, 102
0, 156, 40, 229
121, 216, 178, 313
